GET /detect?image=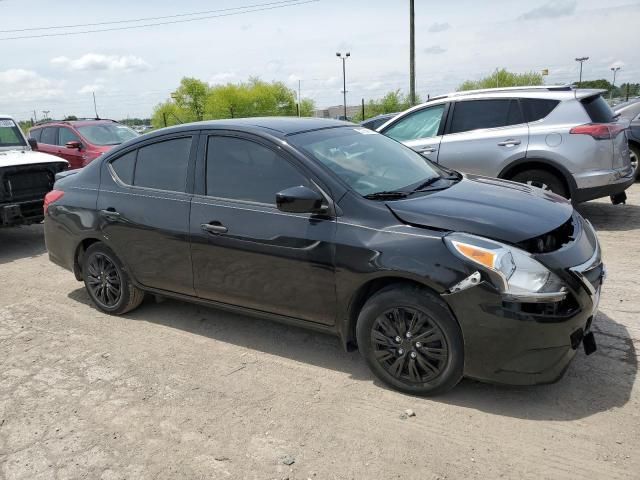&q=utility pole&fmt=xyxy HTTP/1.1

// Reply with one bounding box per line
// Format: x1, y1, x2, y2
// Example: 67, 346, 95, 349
33, 110, 38, 122
575, 56, 589, 87
92, 91, 100, 119
298, 79, 302, 117
409, 0, 415, 106
336, 52, 350, 119
361, 98, 365, 120
163, 113, 167, 127
610, 66, 621, 100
